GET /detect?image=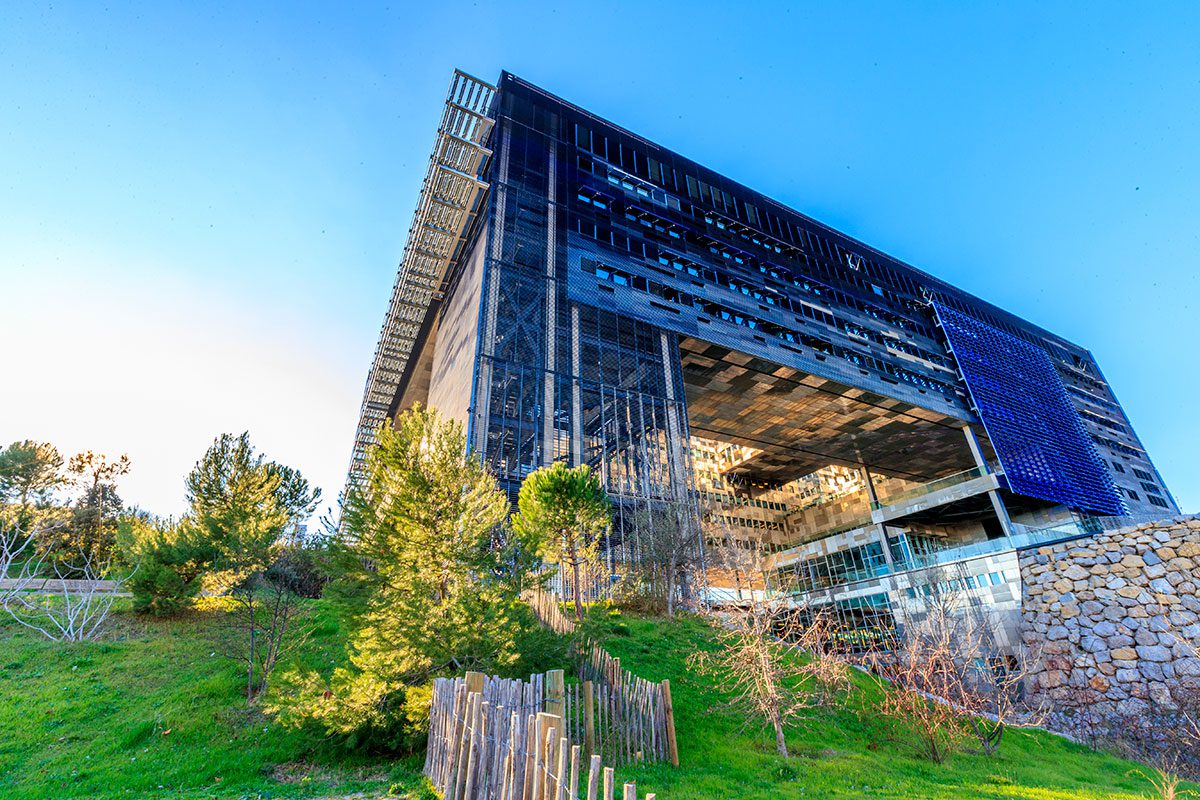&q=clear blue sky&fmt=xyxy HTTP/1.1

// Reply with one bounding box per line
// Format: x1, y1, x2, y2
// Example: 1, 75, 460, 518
1, 1, 1197, 517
